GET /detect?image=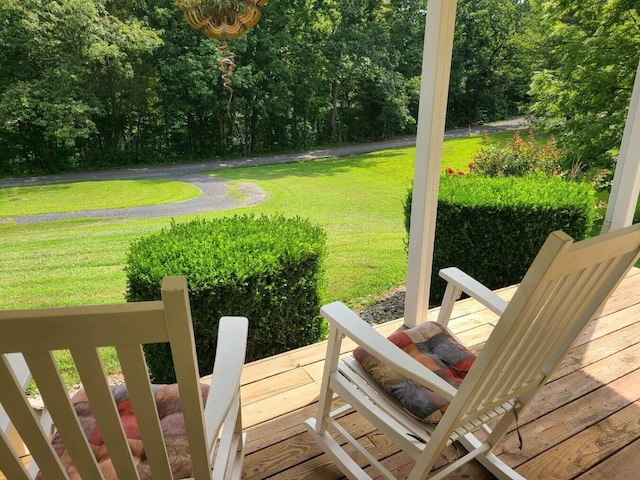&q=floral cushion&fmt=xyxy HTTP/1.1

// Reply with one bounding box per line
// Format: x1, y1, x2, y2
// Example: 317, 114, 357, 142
36, 383, 209, 480
353, 321, 475, 423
